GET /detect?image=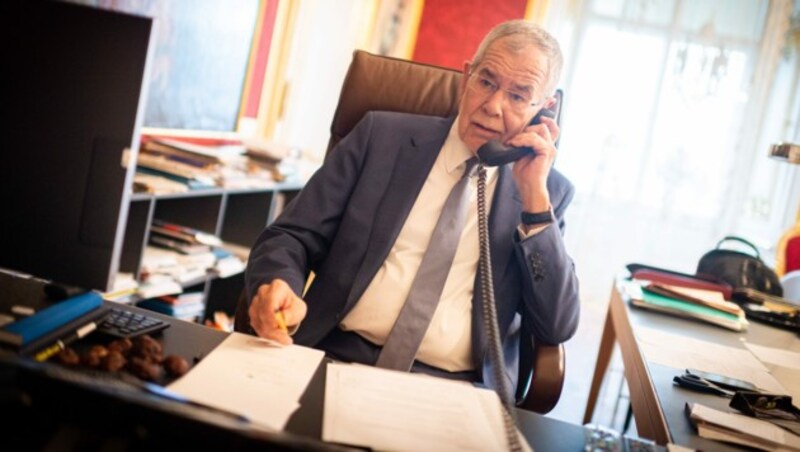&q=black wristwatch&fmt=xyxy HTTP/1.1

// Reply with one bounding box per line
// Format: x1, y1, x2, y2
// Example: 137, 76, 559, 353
520, 209, 554, 226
